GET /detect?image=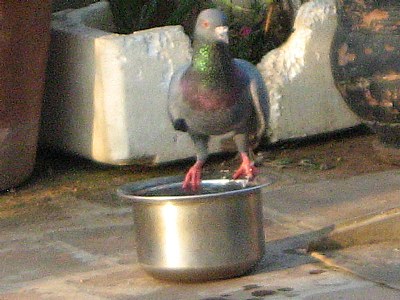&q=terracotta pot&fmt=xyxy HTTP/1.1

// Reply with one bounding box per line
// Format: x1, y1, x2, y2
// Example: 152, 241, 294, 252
0, 2, 51, 190
331, 0, 400, 163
